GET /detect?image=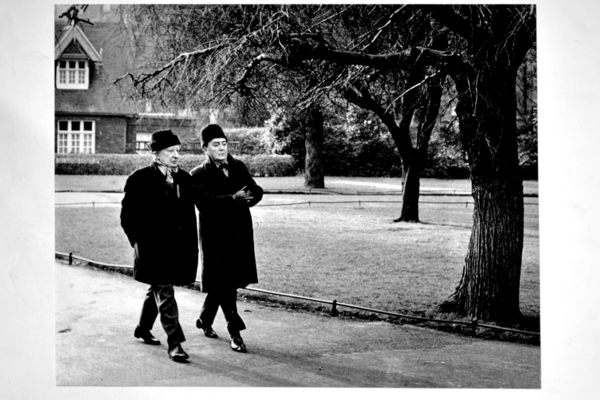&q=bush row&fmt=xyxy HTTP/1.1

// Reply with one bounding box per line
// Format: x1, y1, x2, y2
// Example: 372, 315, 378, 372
55, 153, 297, 177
